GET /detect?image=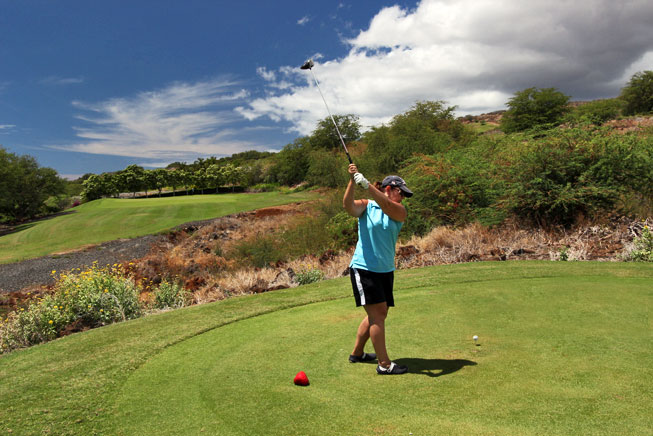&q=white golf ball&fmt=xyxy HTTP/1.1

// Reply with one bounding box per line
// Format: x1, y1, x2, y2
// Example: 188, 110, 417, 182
473, 335, 479, 341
